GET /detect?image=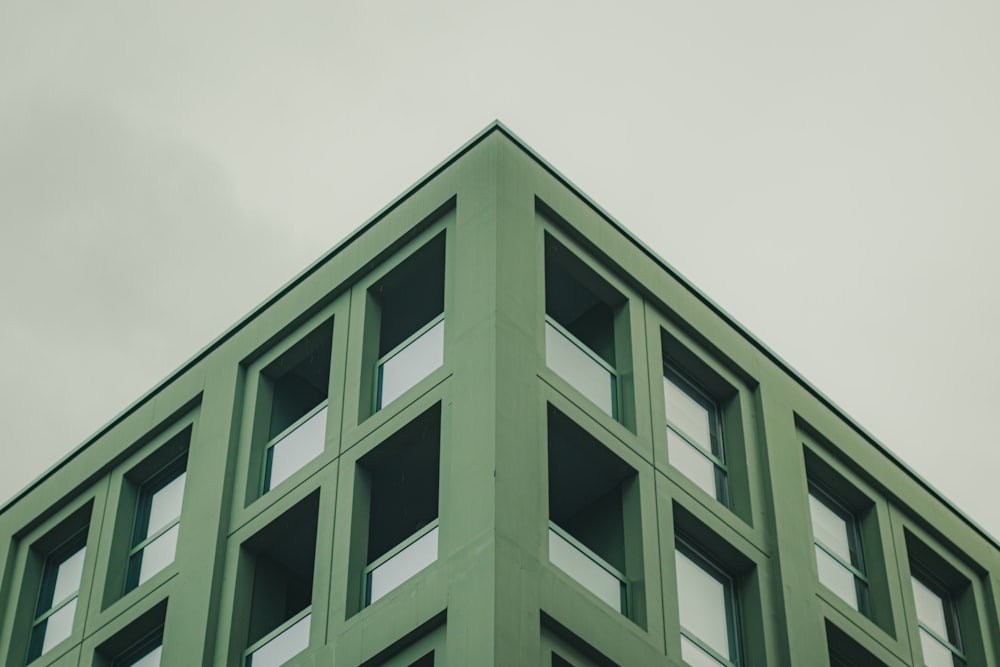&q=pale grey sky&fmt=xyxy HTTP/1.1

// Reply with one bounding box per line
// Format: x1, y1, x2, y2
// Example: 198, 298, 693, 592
1, 1, 998, 538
